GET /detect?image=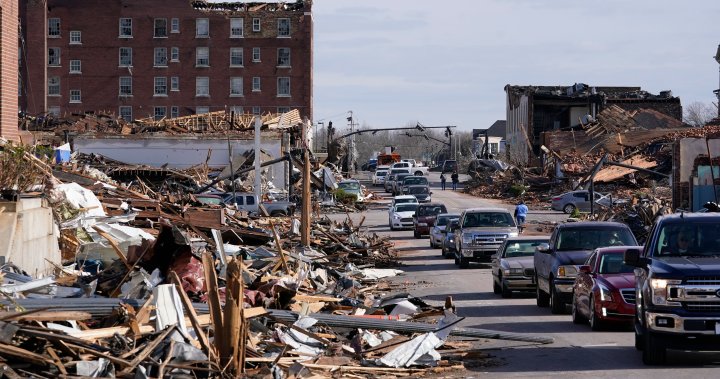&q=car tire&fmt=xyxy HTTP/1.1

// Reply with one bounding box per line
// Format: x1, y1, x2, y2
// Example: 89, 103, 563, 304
642, 331, 666, 365
589, 295, 604, 331
414, 230, 421, 239
536, 281, 550, 307
549, 279, 565, 314
390, 223, 395, 231
563, 204, 576, 214
501, 278, 512, 298
459, 257, 469, 269
454, 254, 459, 265
635, 329, 644, 351
571, 296, 587, 324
